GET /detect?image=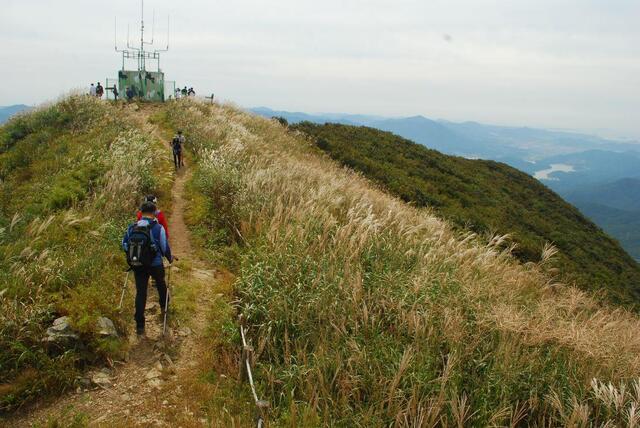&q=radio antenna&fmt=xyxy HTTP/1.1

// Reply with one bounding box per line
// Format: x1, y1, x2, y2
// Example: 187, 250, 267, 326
114, 0, 169, 72
150, 9, 155, 45
166, 16, 170, 50
141, 0, 144, 50
109, 0, 171, 103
